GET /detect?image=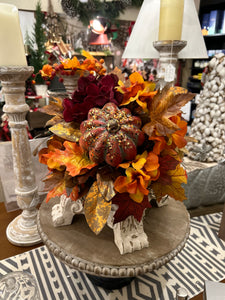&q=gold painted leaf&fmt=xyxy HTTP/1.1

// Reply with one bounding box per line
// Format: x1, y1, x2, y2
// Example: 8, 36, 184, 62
84, 181, 112, 235
46, 115, 64, 127
49, 121, 82, 142
96, 173, 115, 202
